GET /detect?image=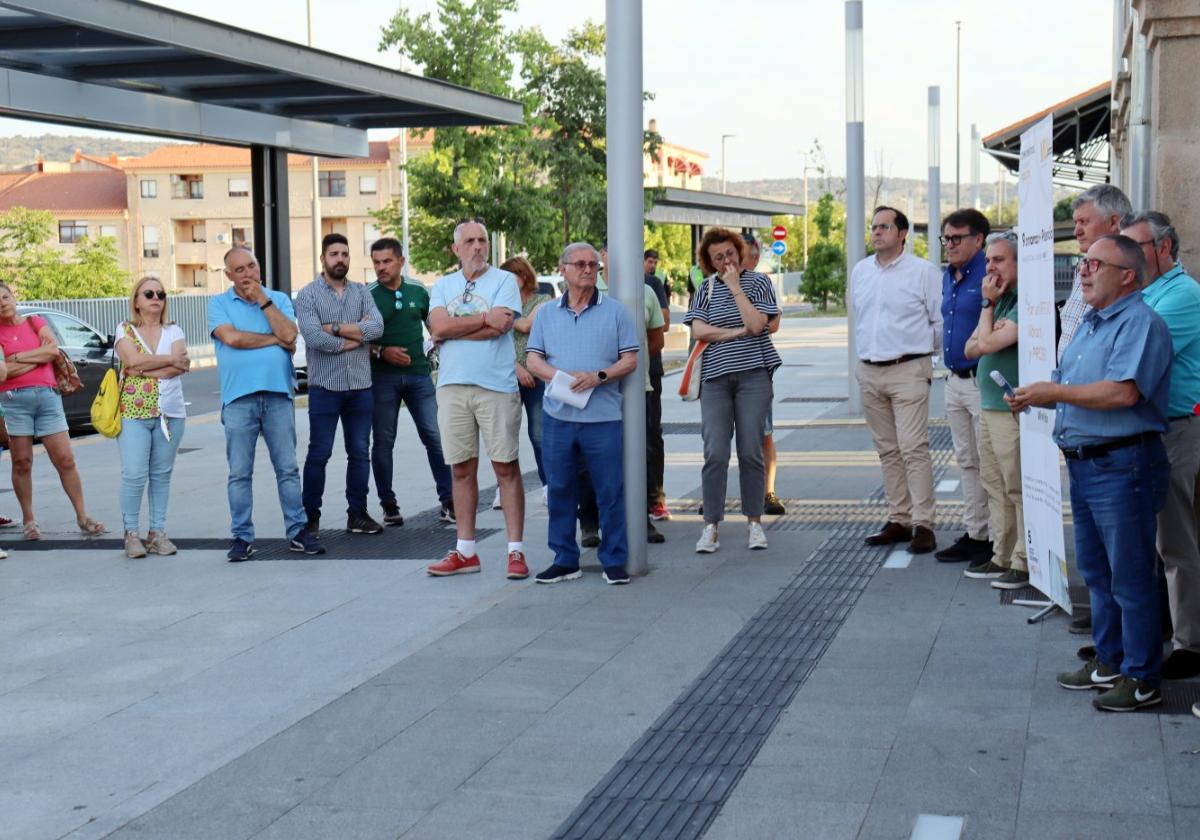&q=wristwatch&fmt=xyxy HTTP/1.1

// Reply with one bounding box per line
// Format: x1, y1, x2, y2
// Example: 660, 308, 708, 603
260, 299, 274, 311
597, 370, 608, 382
980, 299, 993, 309
332, 322, 341, 336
